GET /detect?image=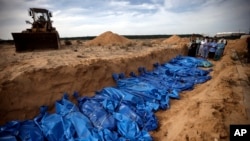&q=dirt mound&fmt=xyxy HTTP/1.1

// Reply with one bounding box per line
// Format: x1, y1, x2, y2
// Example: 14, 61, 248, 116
86, 31, 131, 46
233, 38, 248, 51
224, 38, 248, 62
240, 35, 250, 39
162, 35, 182, 44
